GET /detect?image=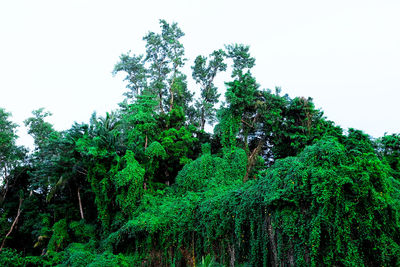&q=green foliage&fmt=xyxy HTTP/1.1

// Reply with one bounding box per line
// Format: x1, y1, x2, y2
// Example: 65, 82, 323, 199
0, 248, 25, 266
145, 141, 167, 160
2, 21, 400, 267
113, 53, 147, 99
24, 108, 55, 150
114, 19, 190, 113
226, 44, 256, 77
113, 150, 145, 215
156, 125, 199, 184
0, 108, 23, 175
255, 137, 400, 266
378, 133, 400, 179
192, 49, 227, 130
104, 137, 400, 266
47, 219, 69, 252
175, 147, 246, 192
120, 94, 159, 156
62, 243, 95, 267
